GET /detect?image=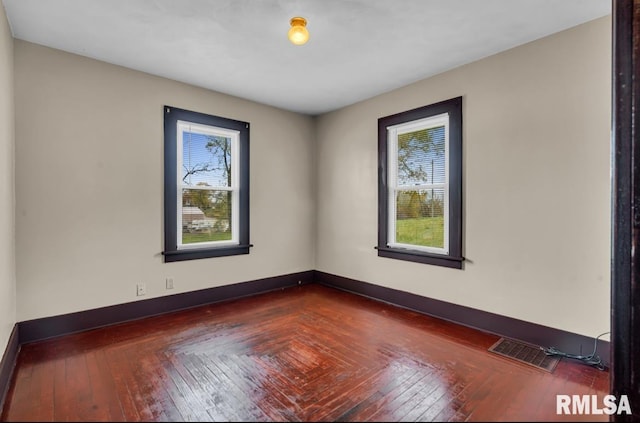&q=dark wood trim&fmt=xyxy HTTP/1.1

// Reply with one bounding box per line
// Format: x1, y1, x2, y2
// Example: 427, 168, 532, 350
163, 105, 251, 263
18, 271, 313, 344
163, 105, 177, 254
15, 268, 608, 363
611, 0, 640, 420
0, 325, 19, 412
377, 96, 463, 269
315, 270, 611, 367
162, 244, 253, 262
376, 246, 464, 269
